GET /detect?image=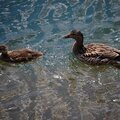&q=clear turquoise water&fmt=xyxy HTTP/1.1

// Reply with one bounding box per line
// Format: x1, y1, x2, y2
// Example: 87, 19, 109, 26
0, 0, 120, 120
